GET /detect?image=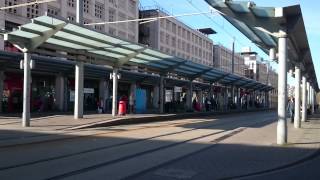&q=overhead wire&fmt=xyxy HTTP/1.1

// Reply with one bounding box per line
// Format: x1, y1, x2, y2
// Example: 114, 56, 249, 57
185, 0, 248, 47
